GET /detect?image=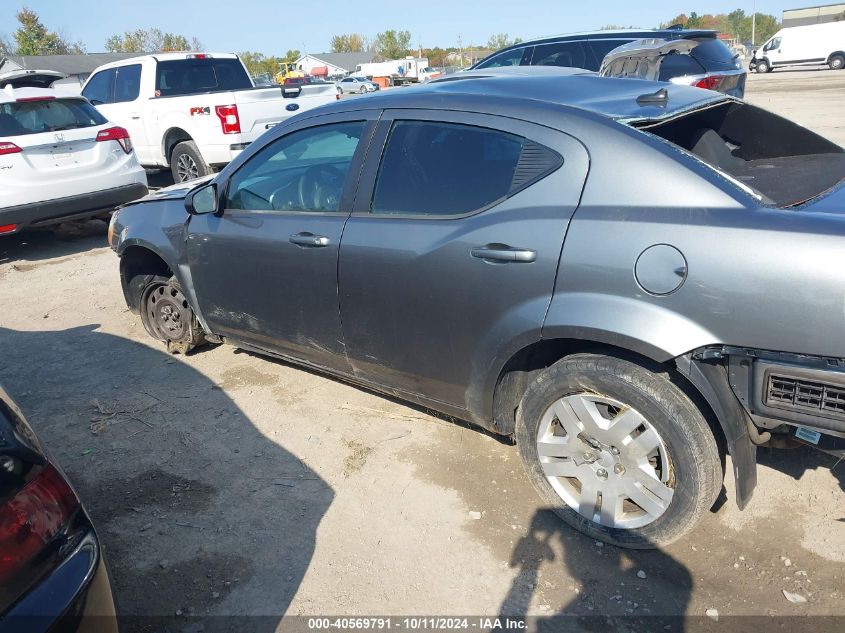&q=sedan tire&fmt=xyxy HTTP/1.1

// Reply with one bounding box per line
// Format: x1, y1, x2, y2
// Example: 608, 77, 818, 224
515, 353, 722, 548
140, 275, 206, 354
